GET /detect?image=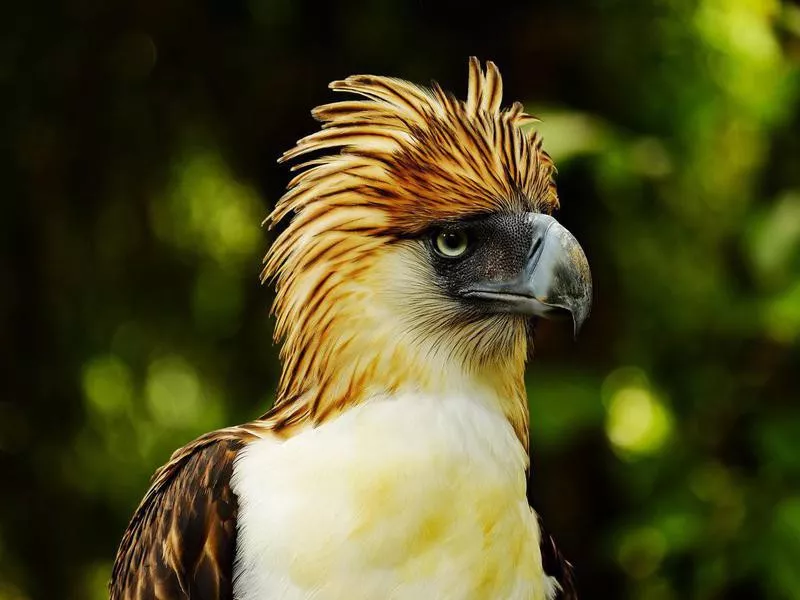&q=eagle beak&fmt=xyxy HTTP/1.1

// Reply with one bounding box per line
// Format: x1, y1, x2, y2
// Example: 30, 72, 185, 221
463, 214, 592, 336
